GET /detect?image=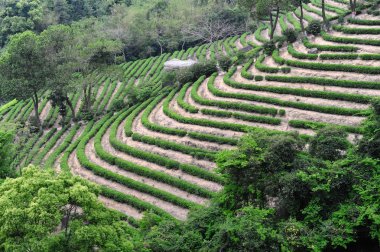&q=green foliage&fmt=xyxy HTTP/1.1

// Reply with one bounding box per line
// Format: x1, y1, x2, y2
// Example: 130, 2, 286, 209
0, 0, 43, 46
303, 37, 359, 52
263, 41, 276, 55
333, 24, 380, 34
0, 130, 14, 178
0, 165, 144, 251
306, 20, 321, 35
283, 28, 298, 43
322, 31, 380, 46
161, 71, 177, 86
309, 126, 350, 161
218, 55, 233, 71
